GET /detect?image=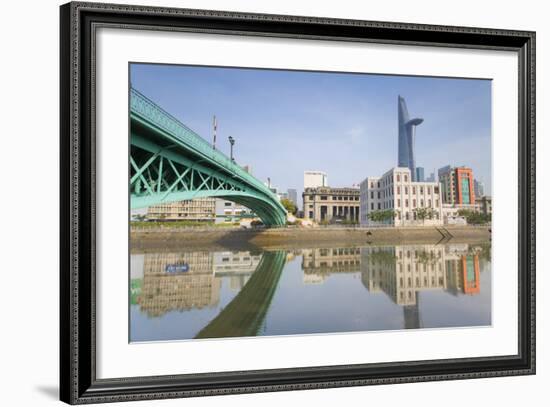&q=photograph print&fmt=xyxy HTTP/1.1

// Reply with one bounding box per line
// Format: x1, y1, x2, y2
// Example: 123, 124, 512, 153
129, 63, 492, 343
